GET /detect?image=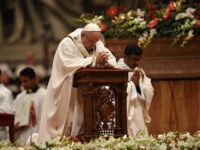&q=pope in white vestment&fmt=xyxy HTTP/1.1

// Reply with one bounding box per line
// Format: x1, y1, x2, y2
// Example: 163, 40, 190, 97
37, 23, 119, 143
117, 45, 154, 137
